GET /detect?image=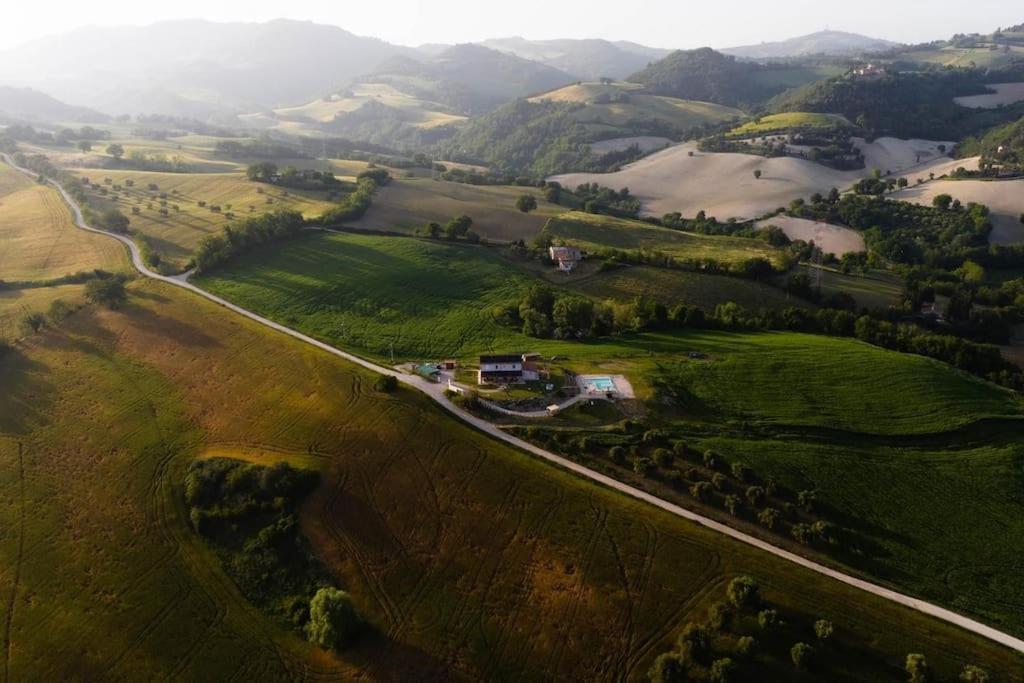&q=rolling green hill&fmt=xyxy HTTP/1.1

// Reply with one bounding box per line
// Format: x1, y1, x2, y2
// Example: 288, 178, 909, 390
768, 68, 1024, 139
531, 81, 742, 136
3, 279, 1020, 679
627, 48, 836, 108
